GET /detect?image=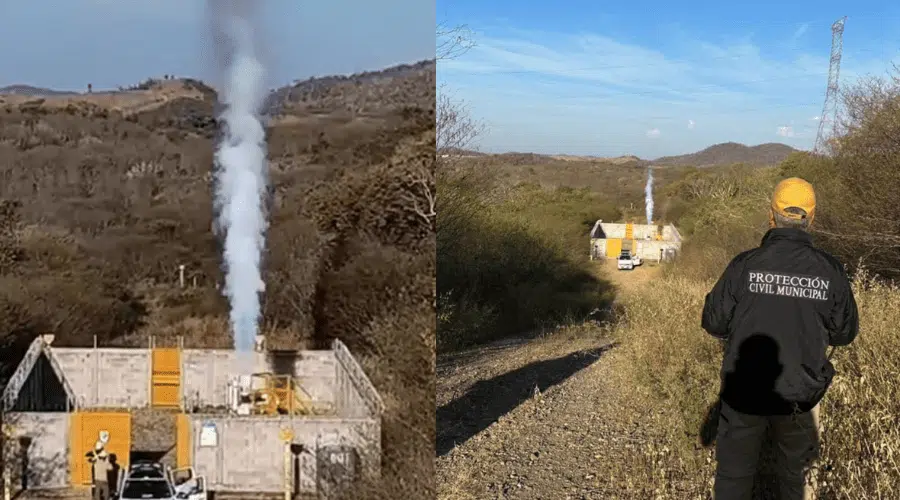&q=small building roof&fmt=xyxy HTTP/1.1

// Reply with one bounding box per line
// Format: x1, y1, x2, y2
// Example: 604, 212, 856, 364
2, 335, 76, 412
